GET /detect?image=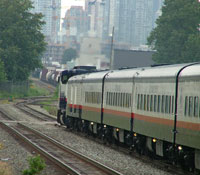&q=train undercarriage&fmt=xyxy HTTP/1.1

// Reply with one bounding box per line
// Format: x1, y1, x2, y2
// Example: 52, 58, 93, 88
57, 114, 200, 173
